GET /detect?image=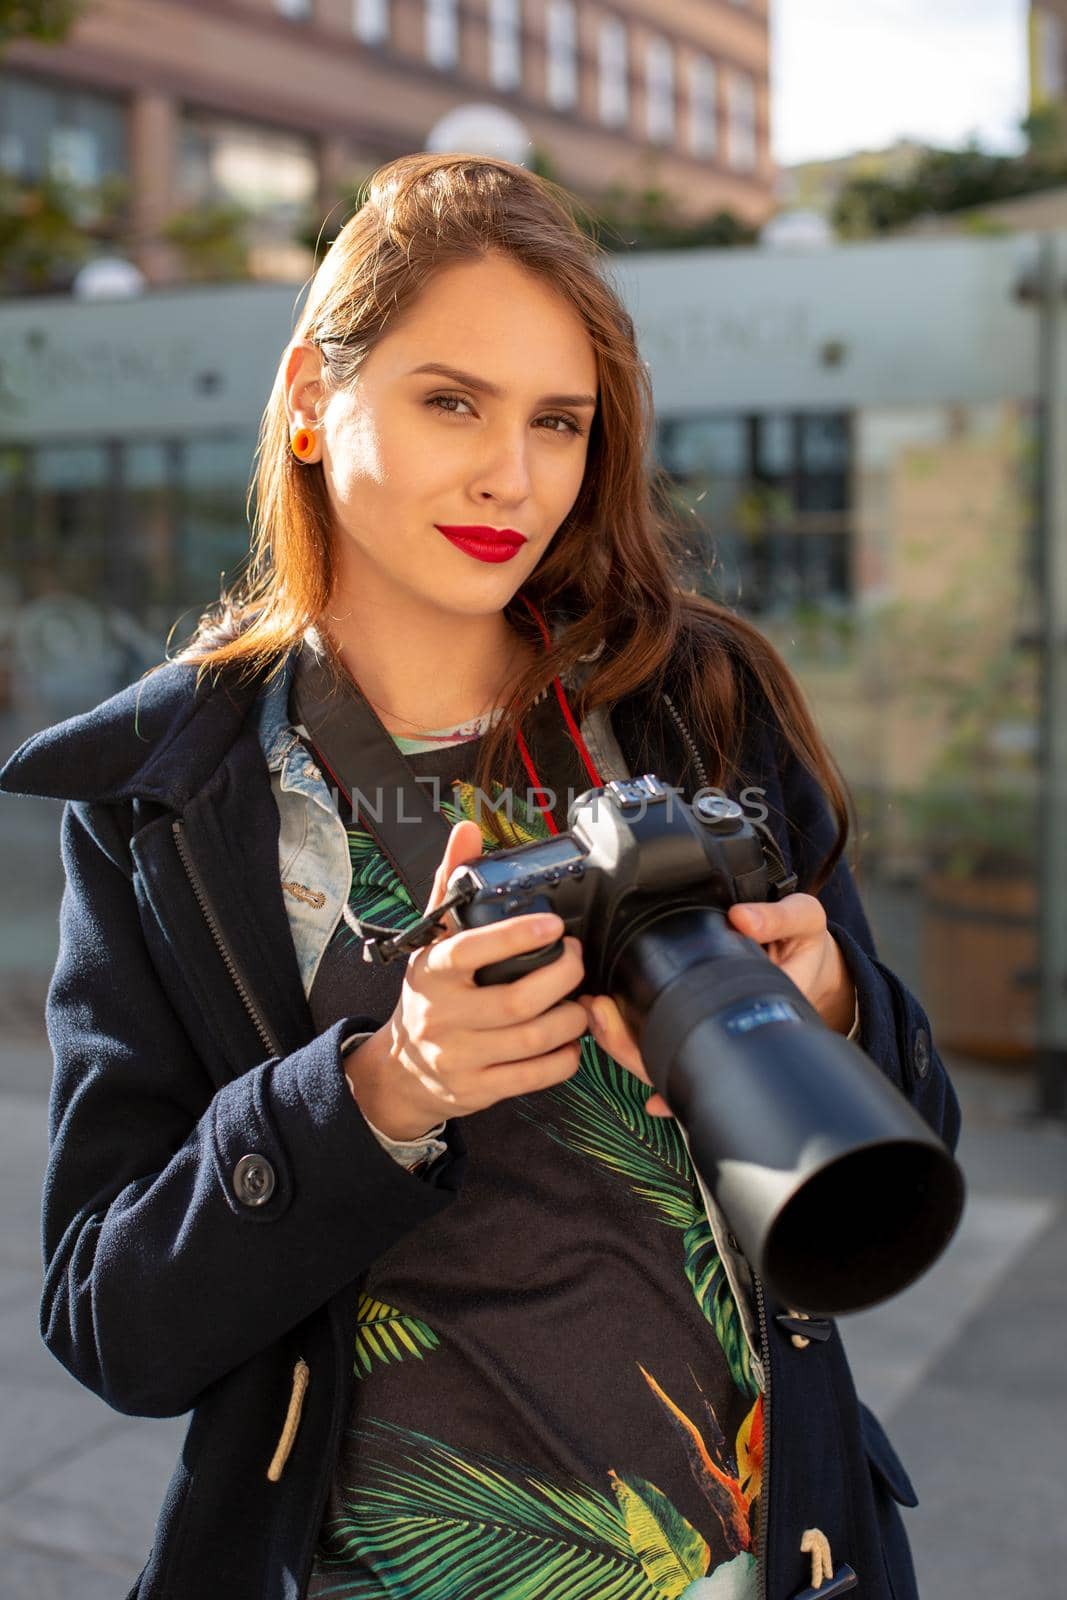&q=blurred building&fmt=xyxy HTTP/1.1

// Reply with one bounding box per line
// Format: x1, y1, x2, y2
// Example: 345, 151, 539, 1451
1031, 1, 1067, 108
0, 232, 1044, 1058
0, 0, 773, 284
